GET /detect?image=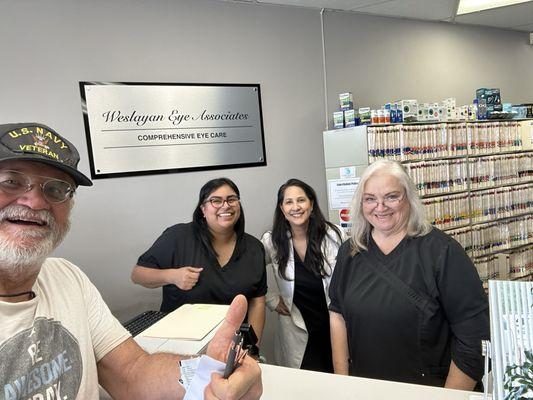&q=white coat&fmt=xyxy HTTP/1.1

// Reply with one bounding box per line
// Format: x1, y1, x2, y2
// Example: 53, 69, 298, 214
261, 226, 345, 368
